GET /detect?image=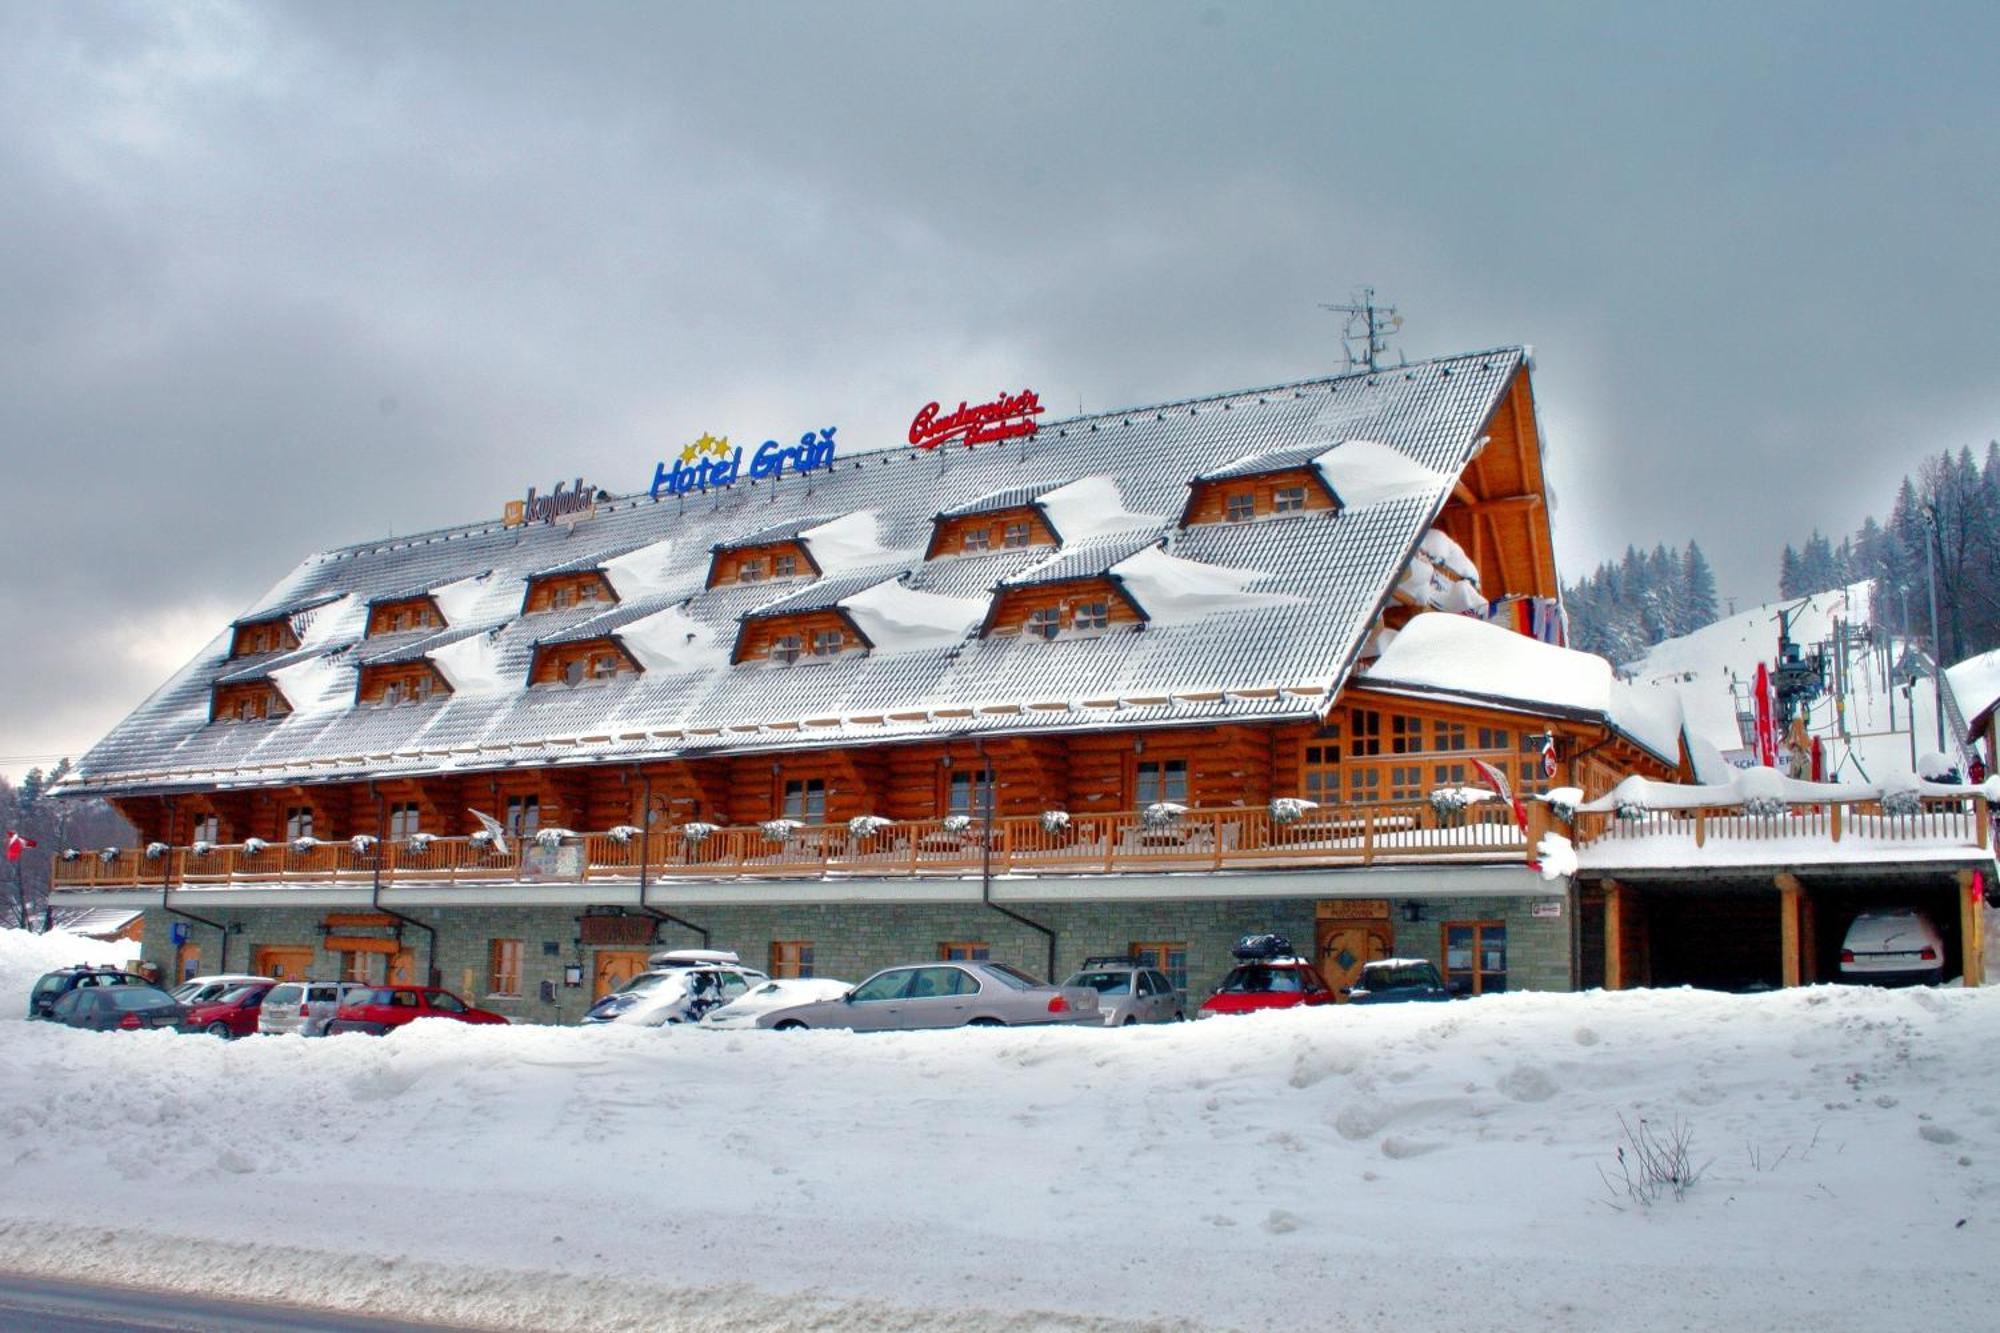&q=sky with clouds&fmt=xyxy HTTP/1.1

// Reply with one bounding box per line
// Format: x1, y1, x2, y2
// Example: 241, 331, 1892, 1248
3, 1, 1996, 778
